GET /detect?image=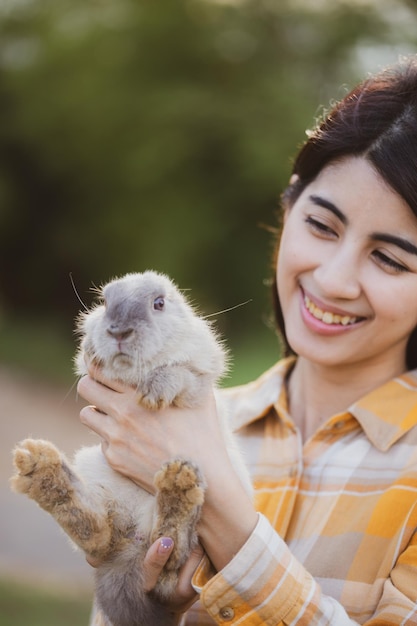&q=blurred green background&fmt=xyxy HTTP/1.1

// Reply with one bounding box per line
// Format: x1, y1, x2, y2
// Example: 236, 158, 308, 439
1, 0, 417, 623
4, 0, 417, 386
